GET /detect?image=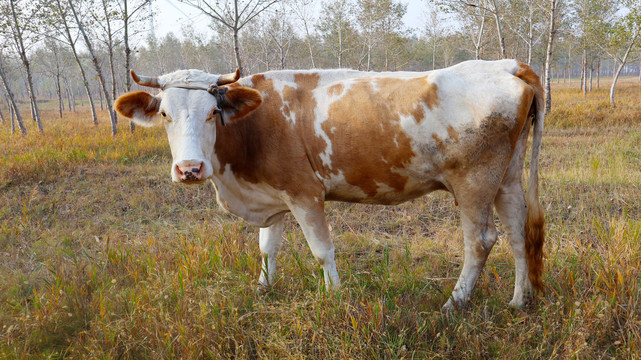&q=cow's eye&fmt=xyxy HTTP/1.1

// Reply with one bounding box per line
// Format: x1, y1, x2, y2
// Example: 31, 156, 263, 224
207, 108, 219, 121
160, 111, 172, 122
